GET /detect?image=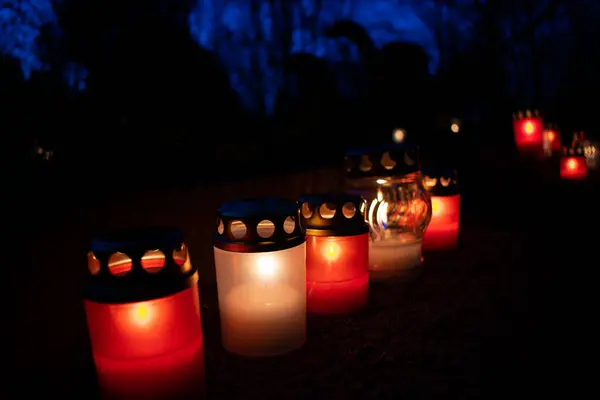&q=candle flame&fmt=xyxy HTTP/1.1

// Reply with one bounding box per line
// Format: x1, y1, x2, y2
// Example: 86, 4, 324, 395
323, 242, 341, 261
368, 198, 380, 240
431, 197, 442, 217
524, 121, 534, 135
131, 303, 153, 326
567, 159, 577, 170
255, 256, 277, 281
